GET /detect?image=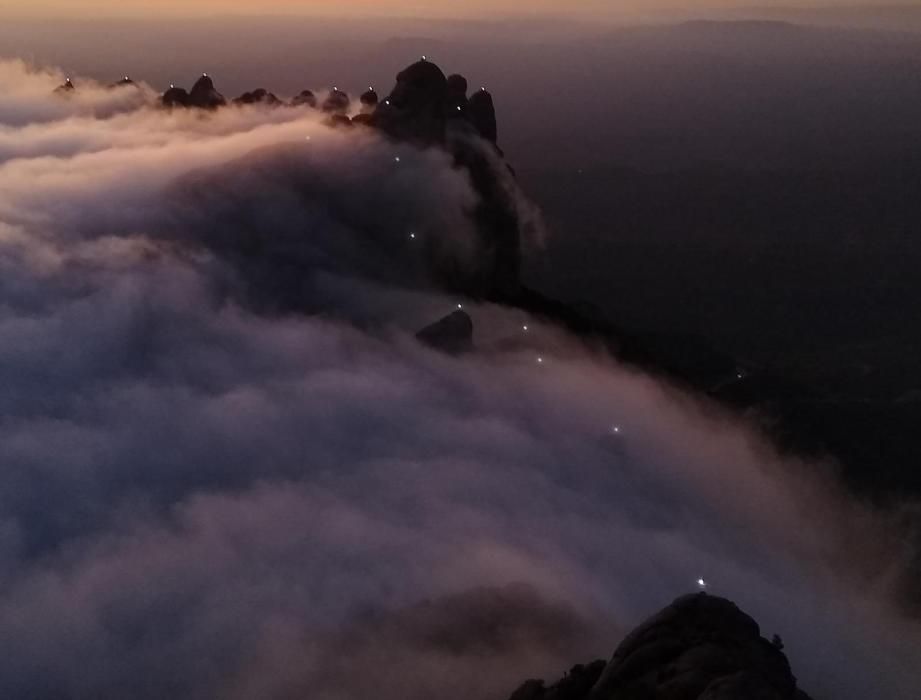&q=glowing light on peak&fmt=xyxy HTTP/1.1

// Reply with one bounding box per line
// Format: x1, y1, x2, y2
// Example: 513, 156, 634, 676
697, 578, 708, 589
456, 304, 463, 310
